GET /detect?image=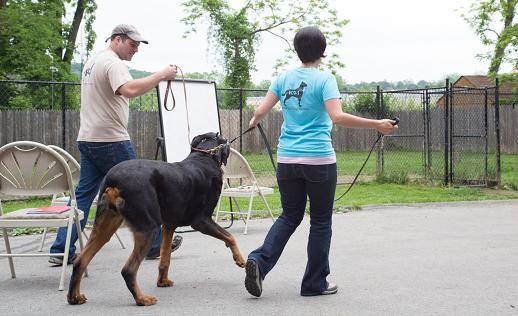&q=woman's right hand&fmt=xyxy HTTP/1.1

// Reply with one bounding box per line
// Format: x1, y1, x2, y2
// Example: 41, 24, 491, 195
376, 119, 398, 135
